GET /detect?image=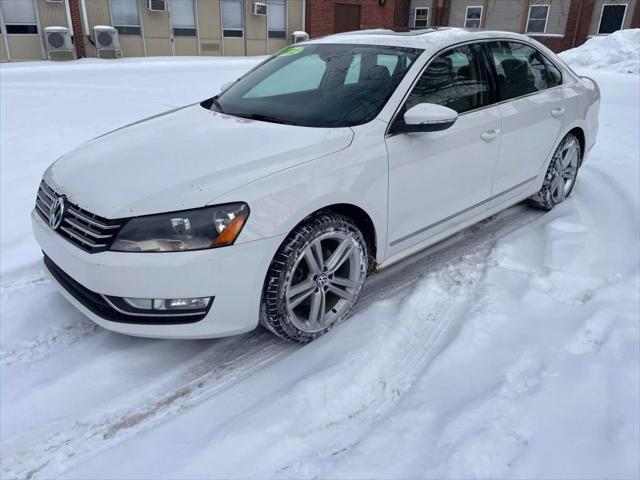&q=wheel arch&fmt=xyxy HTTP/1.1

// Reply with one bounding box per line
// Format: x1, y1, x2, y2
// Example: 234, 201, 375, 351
289, 203, 379, 267
567, 126, 586, 165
